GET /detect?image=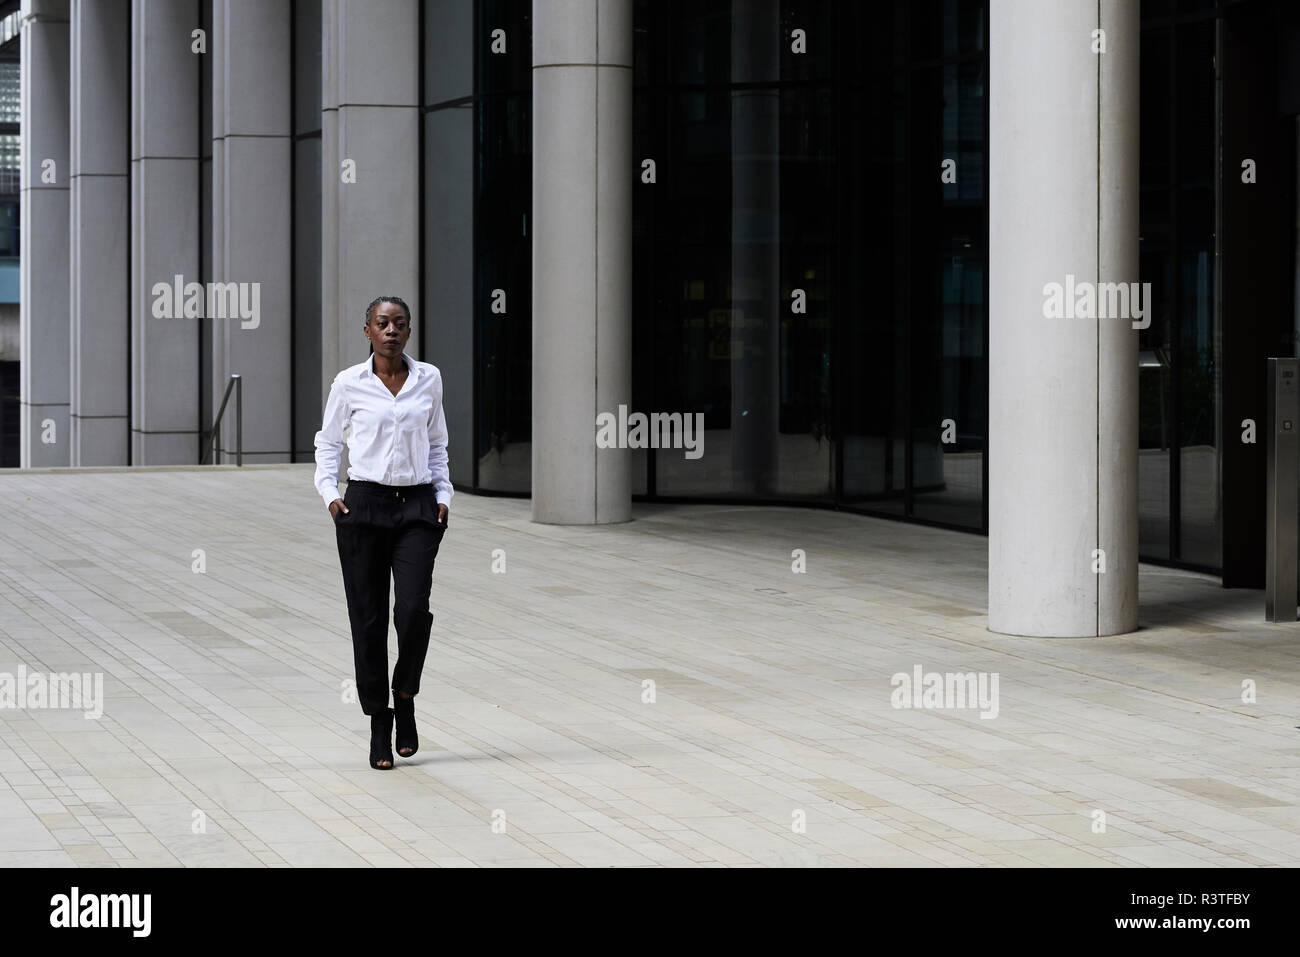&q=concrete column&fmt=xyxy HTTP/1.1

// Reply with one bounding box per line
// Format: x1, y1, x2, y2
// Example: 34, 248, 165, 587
532, 0, 632, 524
131, 0, 201, 464
321, 0, 420, 393
69, 0, 129, 465
211, 0, 291, 462
988, 0, 1139, 636
19, 0, 70, 467
729, 0, 780, 495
